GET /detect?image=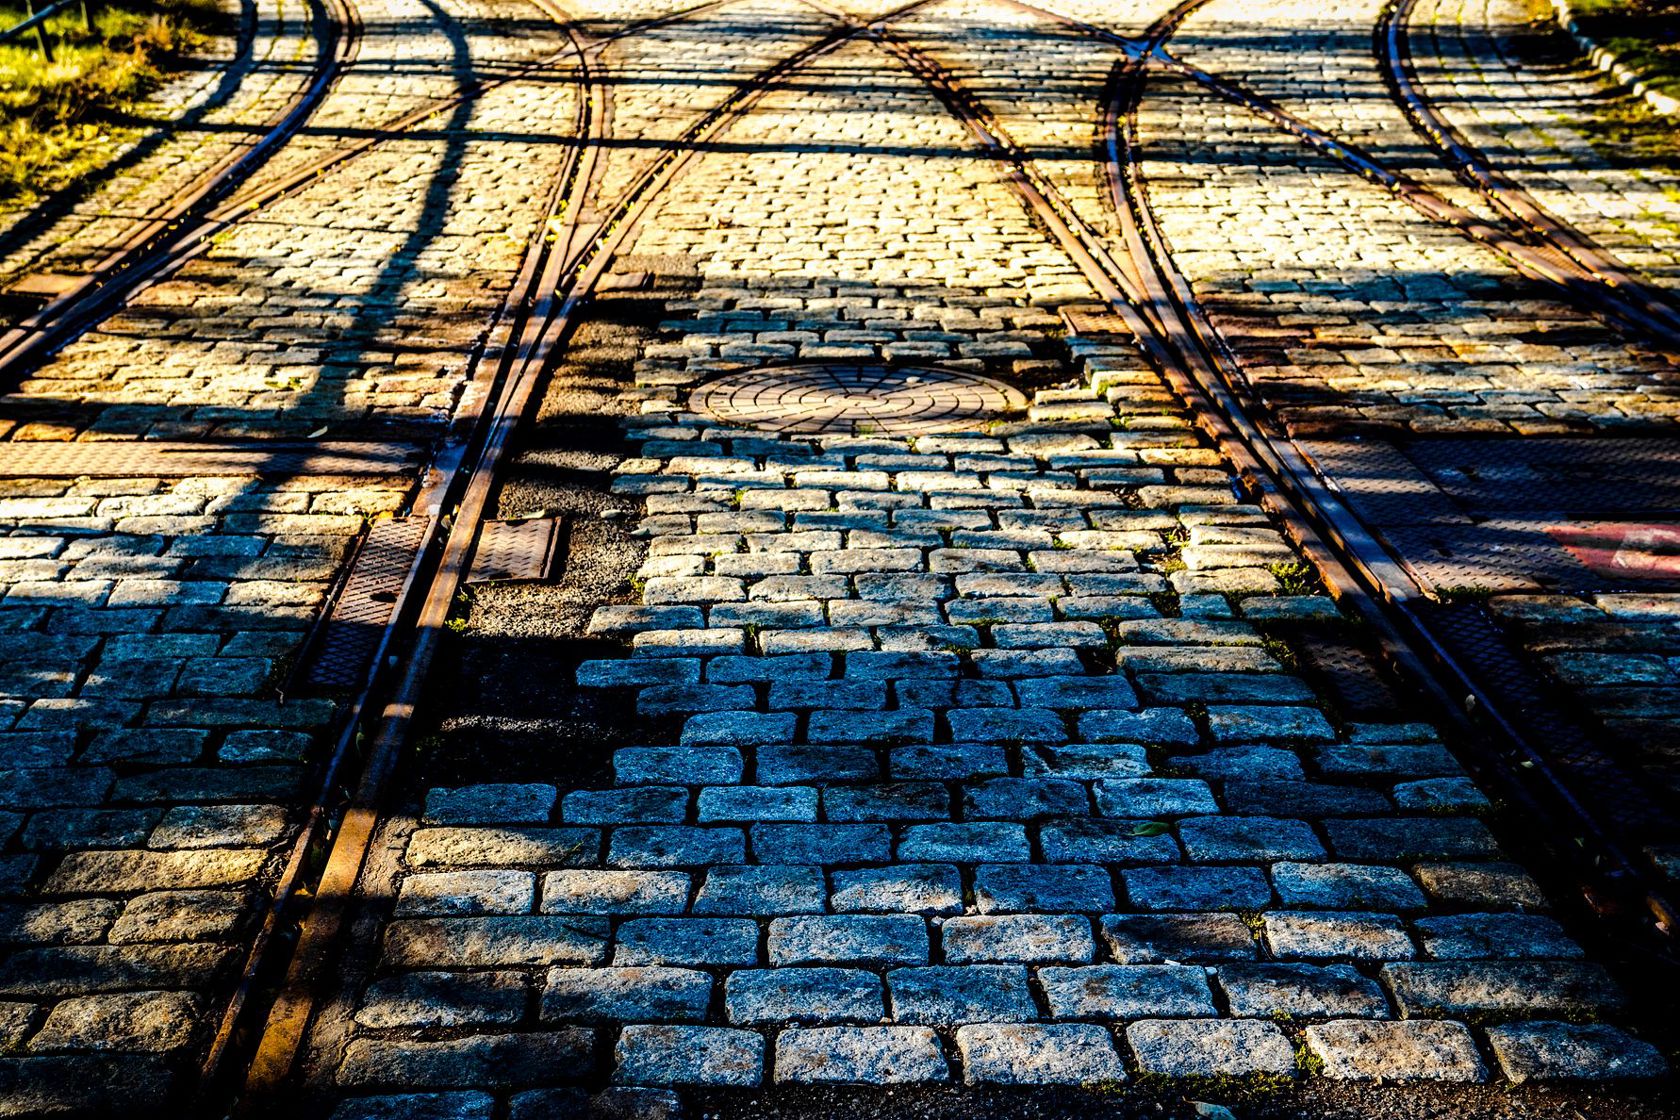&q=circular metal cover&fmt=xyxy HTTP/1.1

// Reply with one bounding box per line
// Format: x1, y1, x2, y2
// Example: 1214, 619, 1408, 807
689, 364, 1028, 436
